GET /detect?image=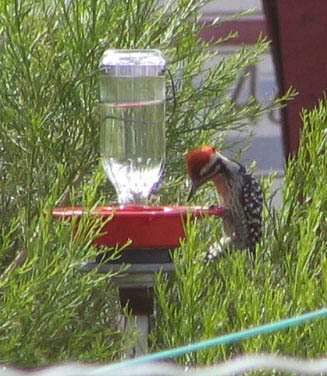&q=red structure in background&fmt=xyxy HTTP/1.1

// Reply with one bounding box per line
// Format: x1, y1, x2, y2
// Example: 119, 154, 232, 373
200, 1, 327, 157
200, 15, 267, 45
262, 0, 327, 156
